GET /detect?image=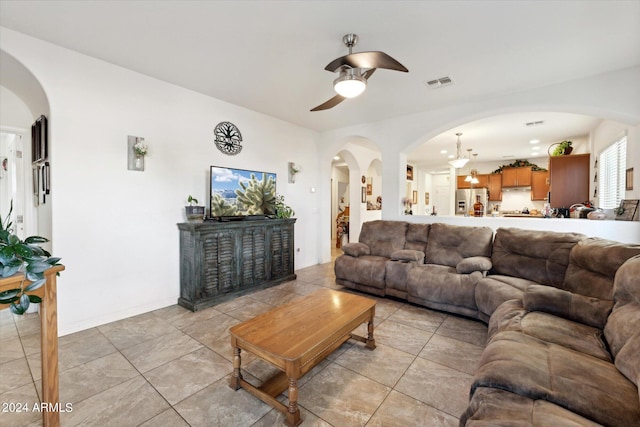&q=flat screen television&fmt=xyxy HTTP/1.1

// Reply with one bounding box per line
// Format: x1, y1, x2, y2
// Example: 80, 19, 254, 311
209, 166, 277, 218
